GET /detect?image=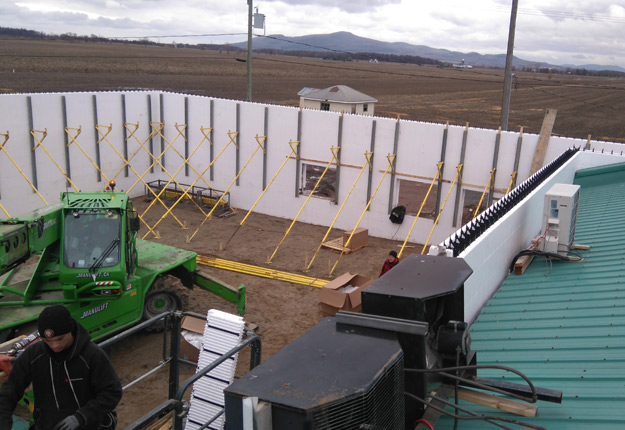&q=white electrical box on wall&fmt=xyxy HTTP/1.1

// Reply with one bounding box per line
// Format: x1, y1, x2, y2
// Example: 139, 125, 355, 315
541, 183, 580, 255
